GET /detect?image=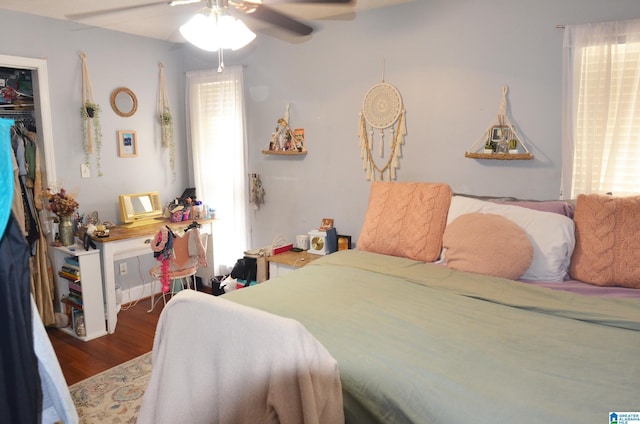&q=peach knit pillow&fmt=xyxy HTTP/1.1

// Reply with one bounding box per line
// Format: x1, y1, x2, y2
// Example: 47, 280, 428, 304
569, 194, 640, 288
357, 182, 452, 262
443, 213, 533, 280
